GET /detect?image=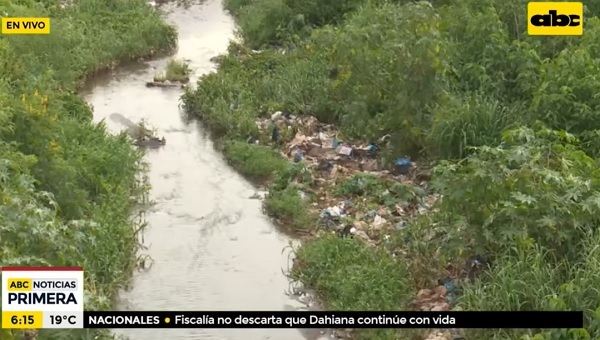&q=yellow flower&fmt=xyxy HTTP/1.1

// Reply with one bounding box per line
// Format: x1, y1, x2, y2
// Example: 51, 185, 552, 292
41, 95, 48, 106
21, 94, 26, 103
34, 89, 39, 97
49, 140, 60, 154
